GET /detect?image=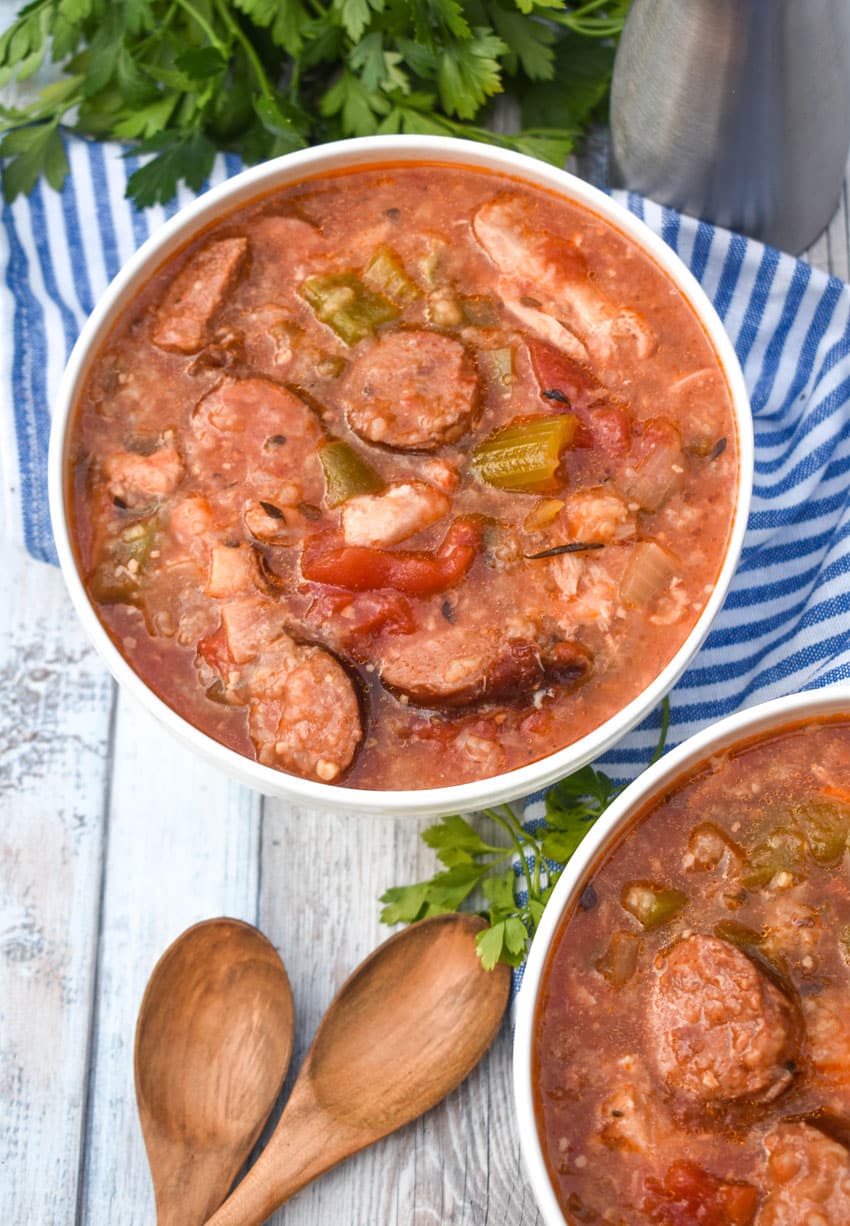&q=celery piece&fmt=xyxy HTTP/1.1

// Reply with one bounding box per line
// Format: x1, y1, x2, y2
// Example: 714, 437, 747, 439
794, 799, 850, 865
471, 414, 578, 494
300, 273, 399, 345
621, 881, 687, 929
319, 439, 384, 508
595, 930, 641, 987
89, 513, 158, 606
524, 498, 565, 531
363, 246, 421, 305
742, 827, 808, 888
714, 920, 765, 952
